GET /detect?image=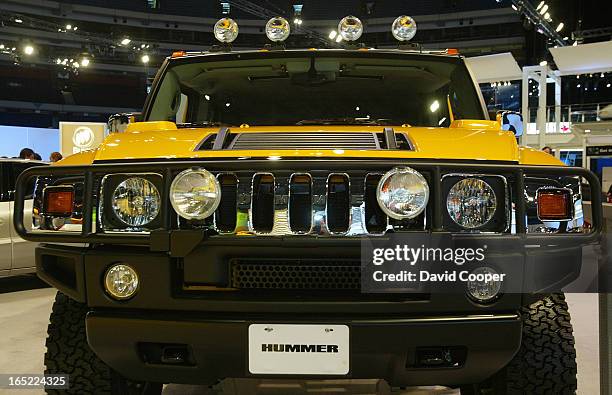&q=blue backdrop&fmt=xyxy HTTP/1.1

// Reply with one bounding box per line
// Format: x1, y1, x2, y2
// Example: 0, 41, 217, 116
0, 125, 59, 161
